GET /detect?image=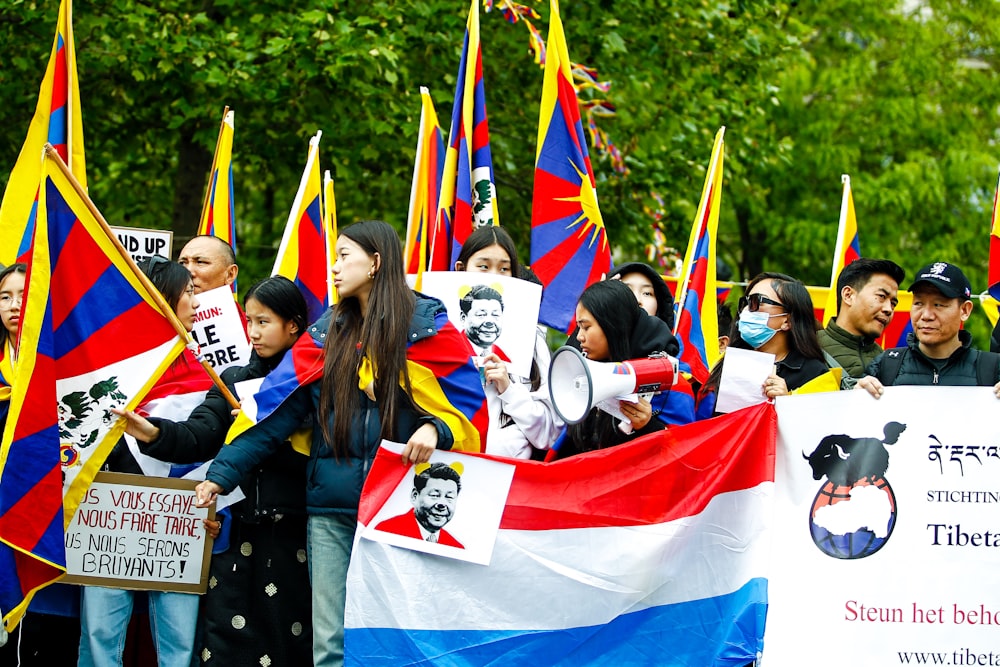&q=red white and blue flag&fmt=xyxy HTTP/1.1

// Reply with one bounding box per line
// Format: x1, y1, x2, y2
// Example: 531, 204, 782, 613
674, 128, 725, 384
197, 108, 237, 293
0, 148, 186, 630
0, 0, 87, 266
529, 0, 611, 333
345, 402, 775, 665
434, 0, 500, 270
405, 87, 446, 285
273, 132, 330, 324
